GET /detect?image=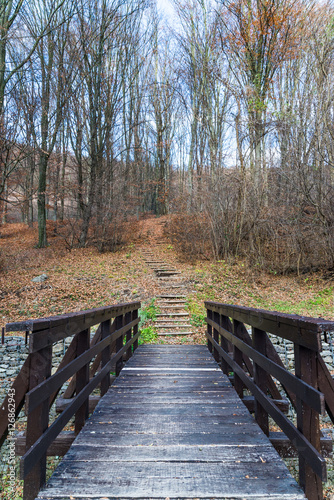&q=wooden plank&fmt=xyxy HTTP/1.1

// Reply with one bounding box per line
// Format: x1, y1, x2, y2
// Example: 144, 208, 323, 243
295, 344, 323, 500
207, 317, 324, 414
100, 319, 111, 397
242, 395, 290, 414
63, 325, 102, 399
6, 301, 141, 333
253, 327, 269, 435
206, 301, 329, 351
270, 432, 332, 459
15, 431, 75, 457
56, 395, 101, 413
64, 442, 283, 462
207, 334, 327, 481
75, 329, 90, 434
38, 461, 305, 499
37, 345, 305, 500
20, 334, 139, 481
23, 346, 52, 500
